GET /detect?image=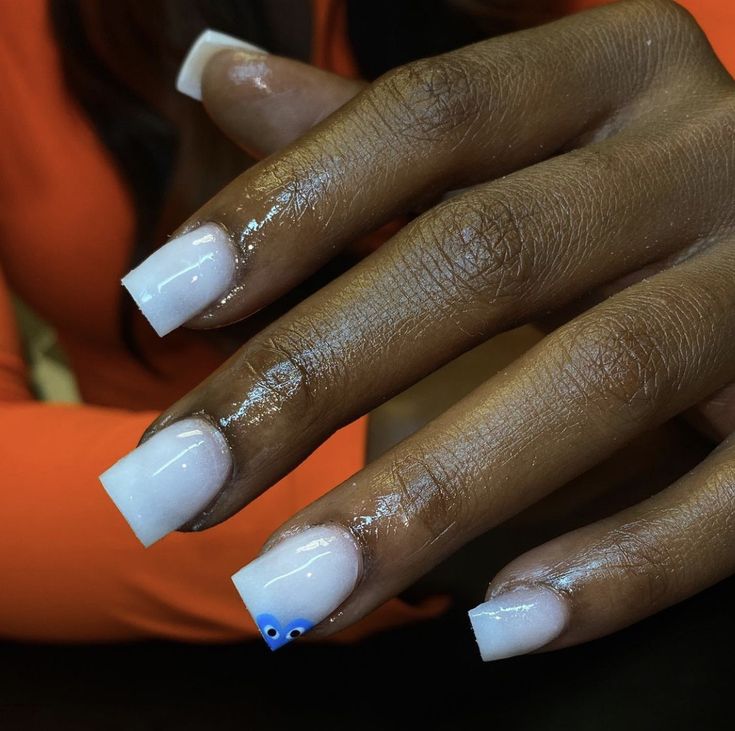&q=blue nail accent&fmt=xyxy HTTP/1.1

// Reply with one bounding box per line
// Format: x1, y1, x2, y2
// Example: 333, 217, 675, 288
256, 613, 314, 651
